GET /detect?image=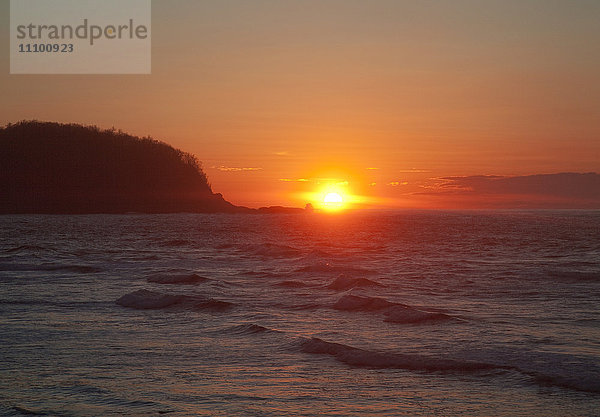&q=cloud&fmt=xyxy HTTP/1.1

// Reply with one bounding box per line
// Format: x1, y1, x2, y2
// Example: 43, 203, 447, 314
387, 181, 409, 186
274, 151, 290, 156
279, 178, 349, 187
396, 169, 431, 173
213, 166, 263, 172
416, 172, 600, 208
